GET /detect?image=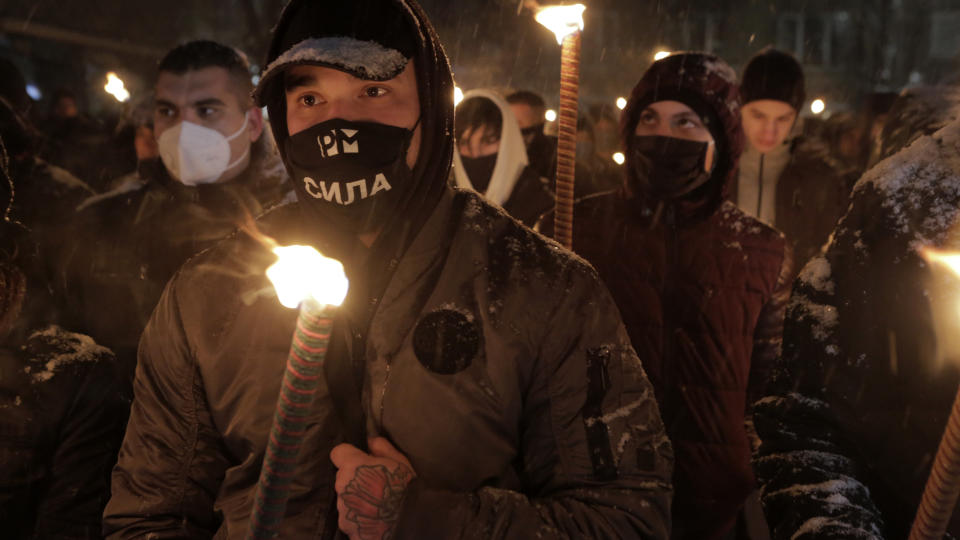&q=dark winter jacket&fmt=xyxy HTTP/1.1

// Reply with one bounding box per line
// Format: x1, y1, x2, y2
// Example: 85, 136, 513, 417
0, 325, 129, 539
569, 53, 793, 539
104, 0, 672, 537
55, 136, 289, 363
753, 117, 960, 539
102, 190, 674, 539
733, 136, 852, 268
